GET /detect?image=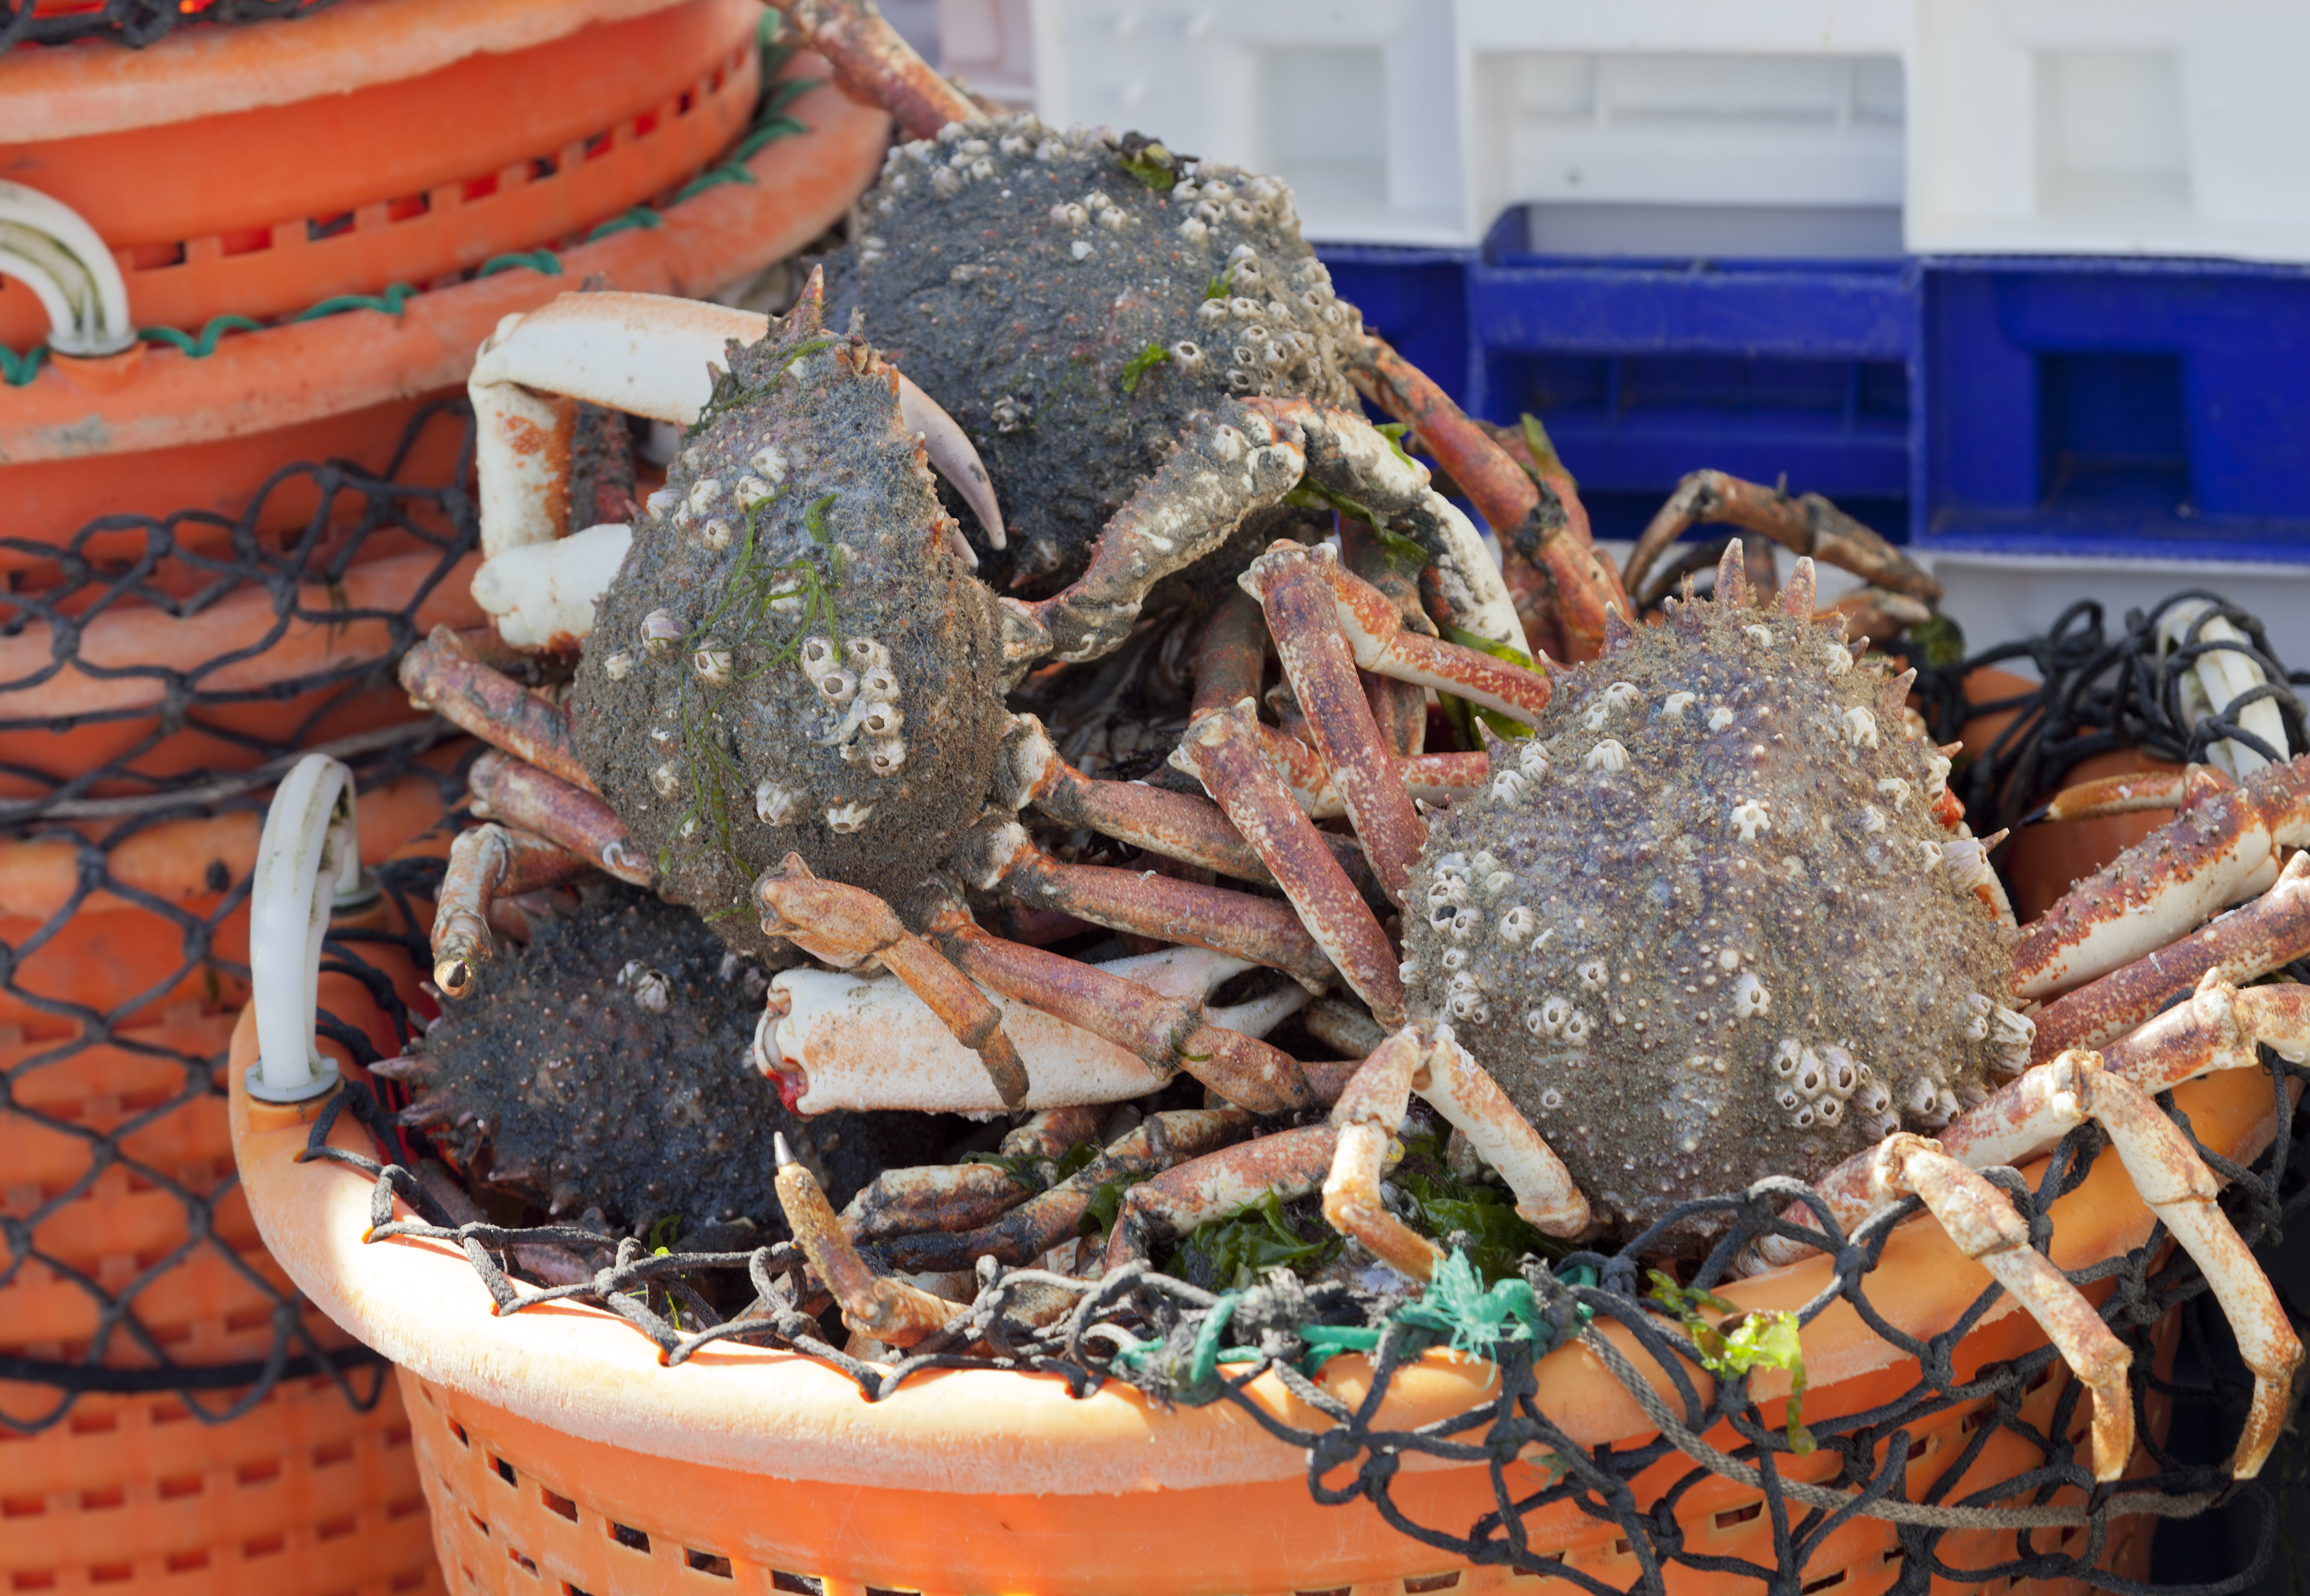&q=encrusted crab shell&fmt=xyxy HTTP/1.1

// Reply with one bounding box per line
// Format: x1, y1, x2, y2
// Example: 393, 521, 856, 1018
1400, 597, 2029, 1243
834, 116, 1365, 590
568, 296, 1010, 958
